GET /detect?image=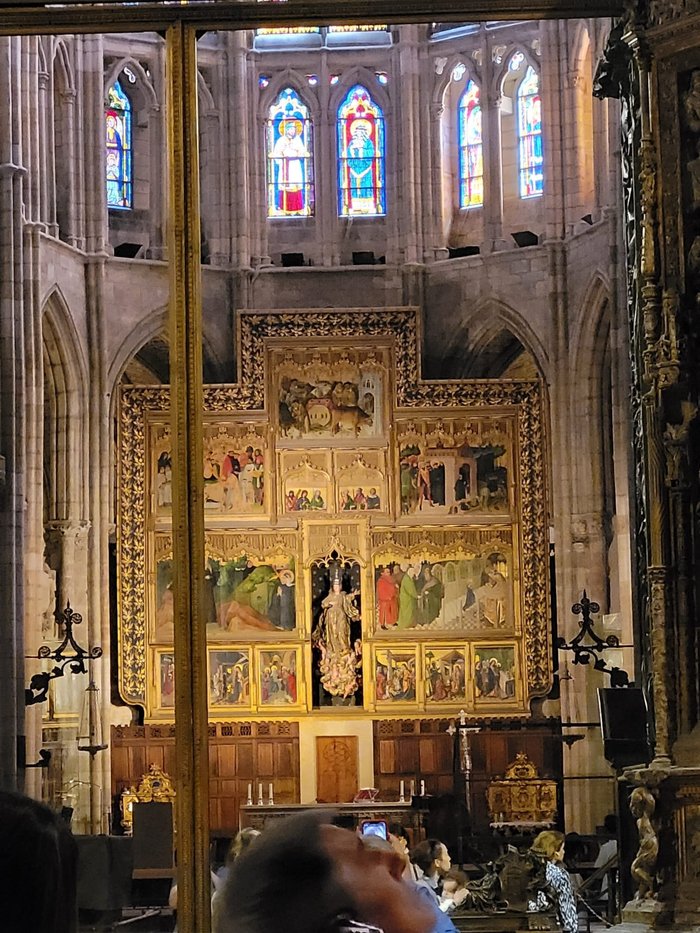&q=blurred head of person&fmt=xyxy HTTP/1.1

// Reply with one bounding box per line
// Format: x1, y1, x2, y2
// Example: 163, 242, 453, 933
226, 826, 261, 866
0, 790, 77, 933
410, 839, 451, 880
216, 812, 434, 933
530, 830, 566, 863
